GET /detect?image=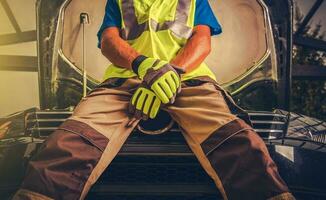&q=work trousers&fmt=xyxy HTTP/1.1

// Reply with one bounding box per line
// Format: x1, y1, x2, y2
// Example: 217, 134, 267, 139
13, 77, 295, 200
